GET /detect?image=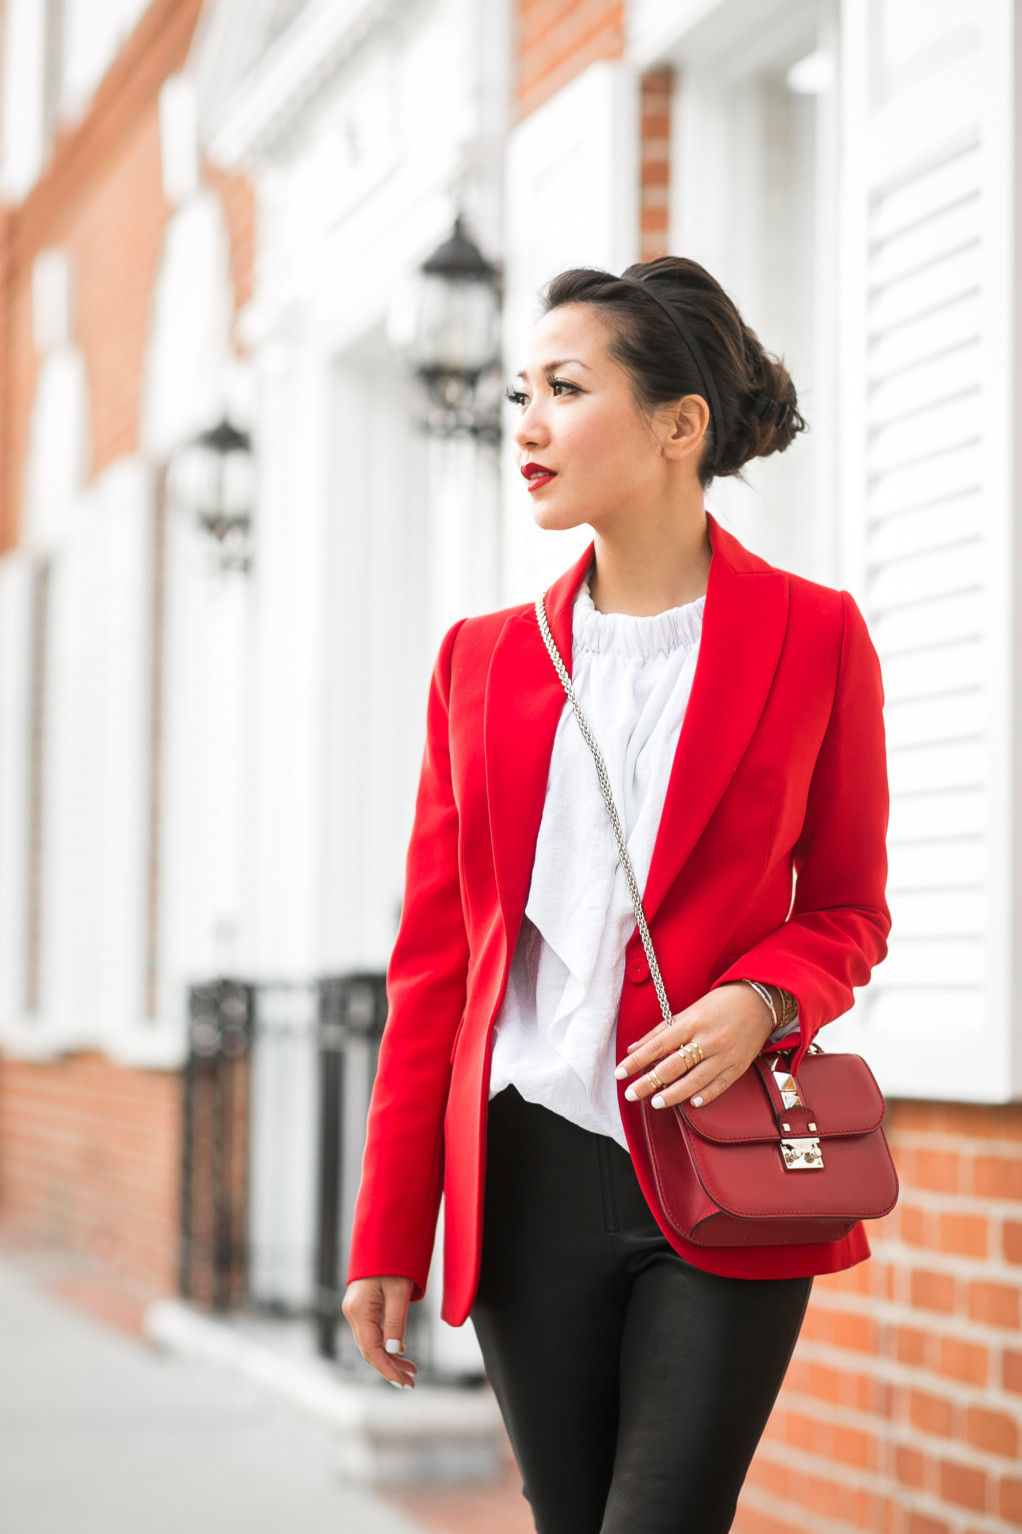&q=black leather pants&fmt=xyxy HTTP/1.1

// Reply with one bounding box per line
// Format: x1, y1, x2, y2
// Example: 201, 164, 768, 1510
471, 1087, 812, 1534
